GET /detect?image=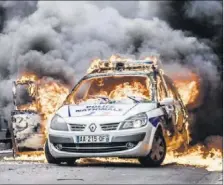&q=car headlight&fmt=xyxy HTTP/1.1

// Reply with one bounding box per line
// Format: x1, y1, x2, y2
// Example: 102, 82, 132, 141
120, 113, 148, 130
50, 114, 68, 131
